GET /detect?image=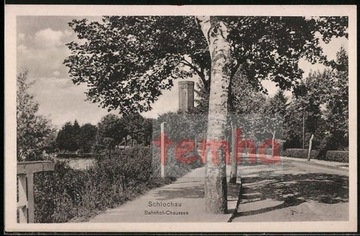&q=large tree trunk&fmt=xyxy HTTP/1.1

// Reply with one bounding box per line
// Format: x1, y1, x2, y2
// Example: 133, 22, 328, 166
196, 16, 232, 214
